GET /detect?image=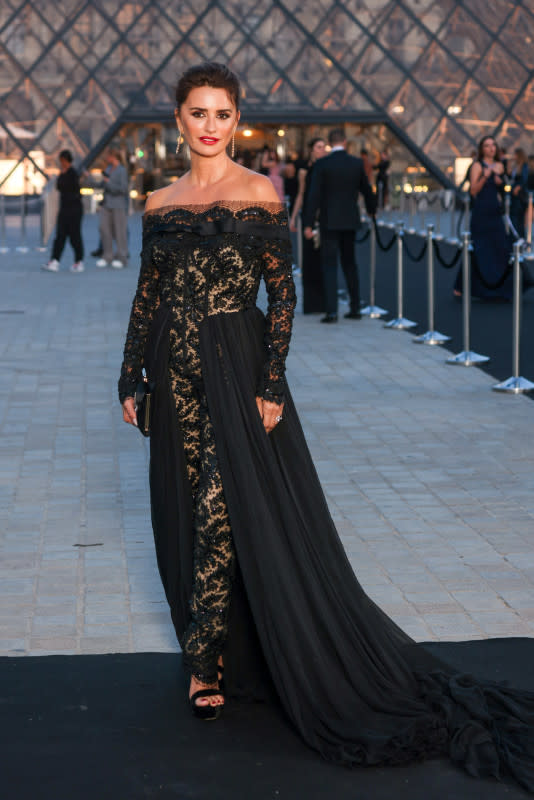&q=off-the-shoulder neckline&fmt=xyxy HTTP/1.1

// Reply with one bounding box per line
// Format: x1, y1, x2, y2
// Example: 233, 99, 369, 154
143, 200, 286, 217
